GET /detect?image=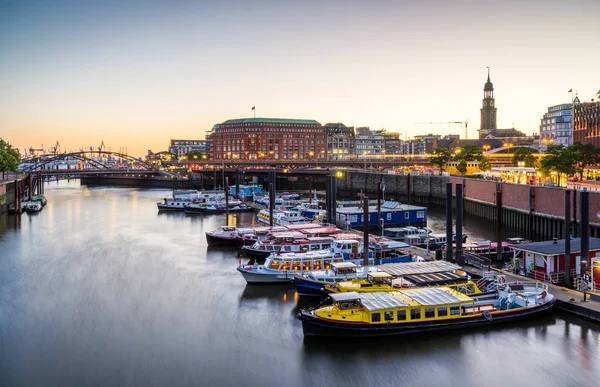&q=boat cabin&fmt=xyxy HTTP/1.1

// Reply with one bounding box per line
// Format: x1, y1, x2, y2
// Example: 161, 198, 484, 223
366, 272, 393, 286
331, 262, 358, 275
265, 250, 344, 271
